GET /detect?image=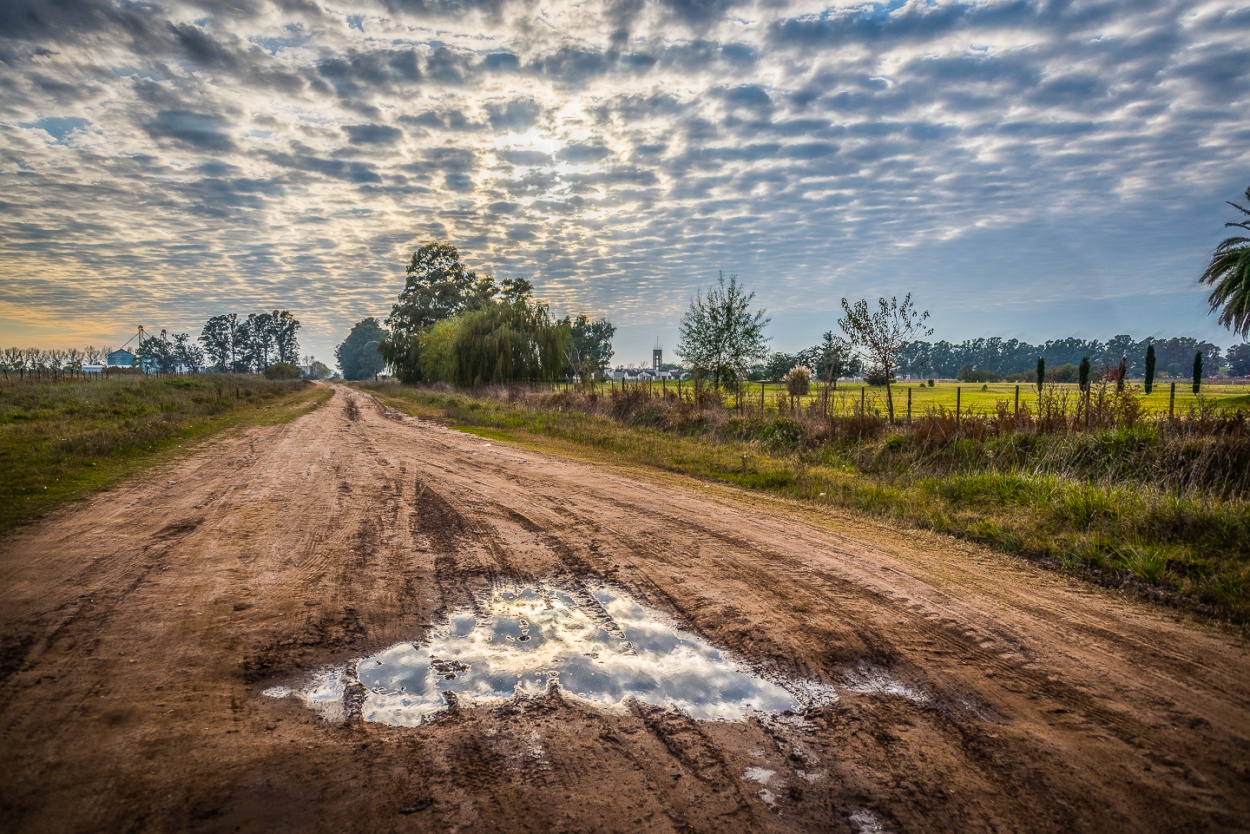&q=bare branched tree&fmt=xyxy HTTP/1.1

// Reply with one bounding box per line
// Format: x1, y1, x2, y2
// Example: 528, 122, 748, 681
838, 293, 933, 423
